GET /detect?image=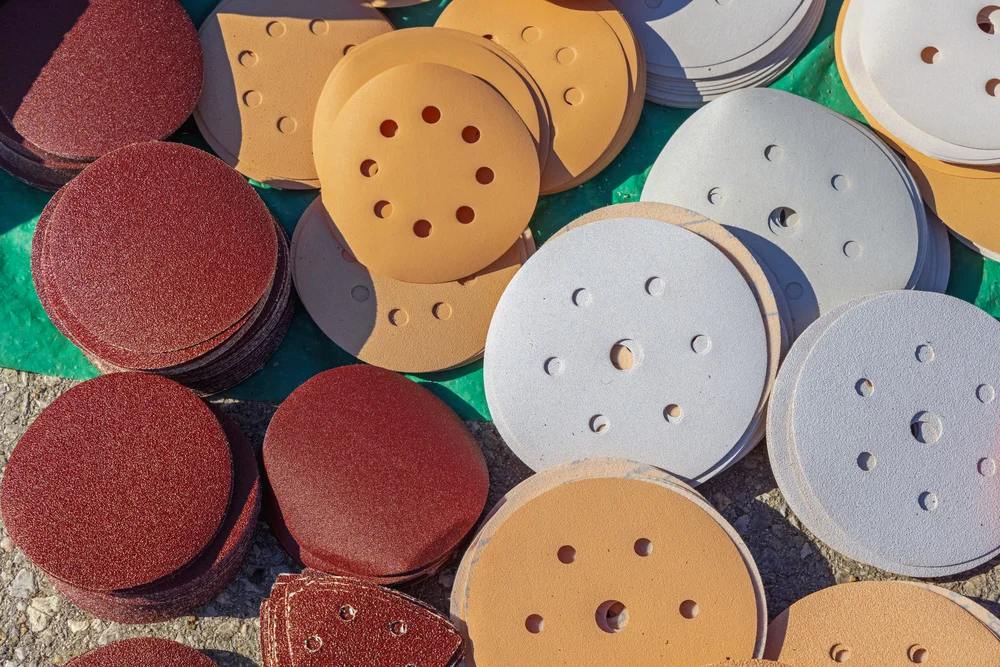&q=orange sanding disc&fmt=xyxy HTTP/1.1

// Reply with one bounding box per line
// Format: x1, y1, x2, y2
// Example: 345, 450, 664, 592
453, 459, 766, 667
705, 663, 796, 667
765, 582, 1000, 665
291, 197, 532, 373
317, 62, 539, 284
436, 0, 635, 194
196, 0, 393, 188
